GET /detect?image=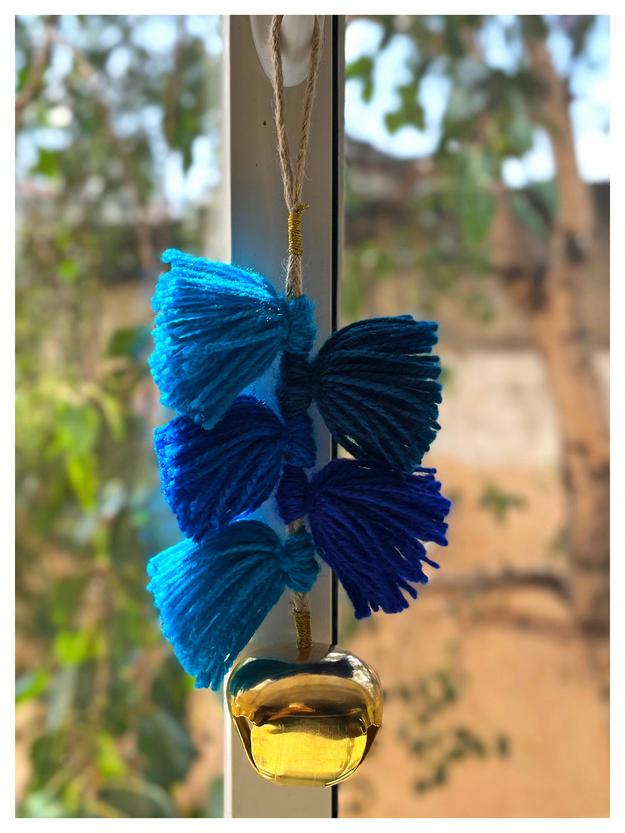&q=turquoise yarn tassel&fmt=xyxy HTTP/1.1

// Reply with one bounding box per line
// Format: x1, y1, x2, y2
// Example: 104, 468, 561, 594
149, 249, 315, 429
312, 316, 442, 471
147, 521, 319, 690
